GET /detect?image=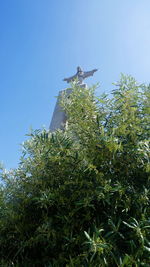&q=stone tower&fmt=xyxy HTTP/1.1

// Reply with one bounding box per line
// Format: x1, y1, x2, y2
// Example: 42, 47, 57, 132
49, 89, 71, 132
